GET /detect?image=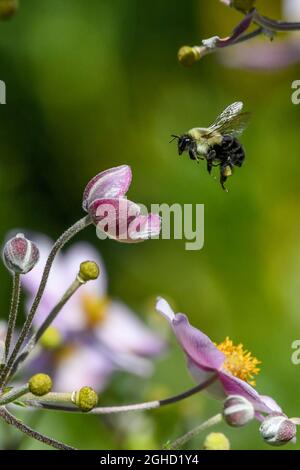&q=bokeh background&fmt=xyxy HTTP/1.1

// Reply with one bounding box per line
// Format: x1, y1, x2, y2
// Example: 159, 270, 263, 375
0, 0, 300, 450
